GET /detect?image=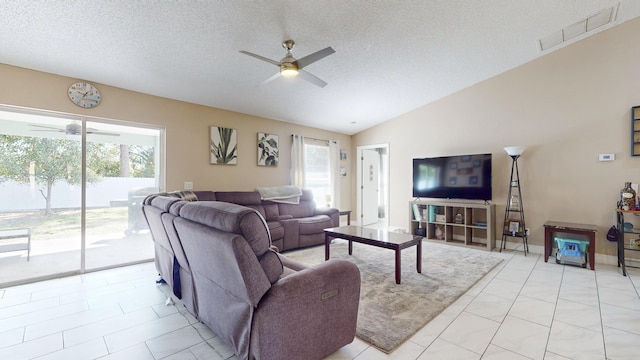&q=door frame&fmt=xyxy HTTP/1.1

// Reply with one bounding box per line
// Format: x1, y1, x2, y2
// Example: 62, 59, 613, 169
356, 143, 389, 227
